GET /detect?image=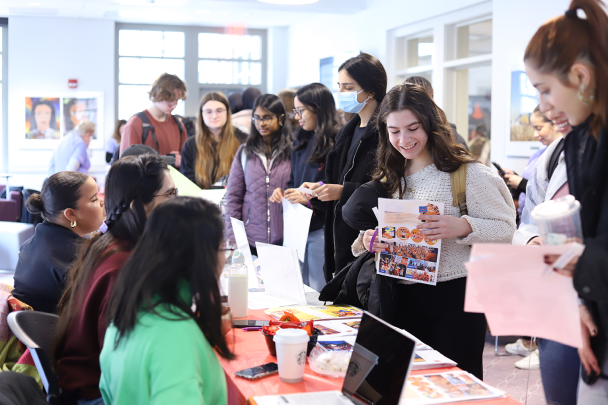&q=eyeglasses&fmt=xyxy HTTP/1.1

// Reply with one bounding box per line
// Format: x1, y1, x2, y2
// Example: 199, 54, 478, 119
203, 108, 227, 116
293, 108, 309, 117
252, 115, 278, 125
155, 188, 178, 198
